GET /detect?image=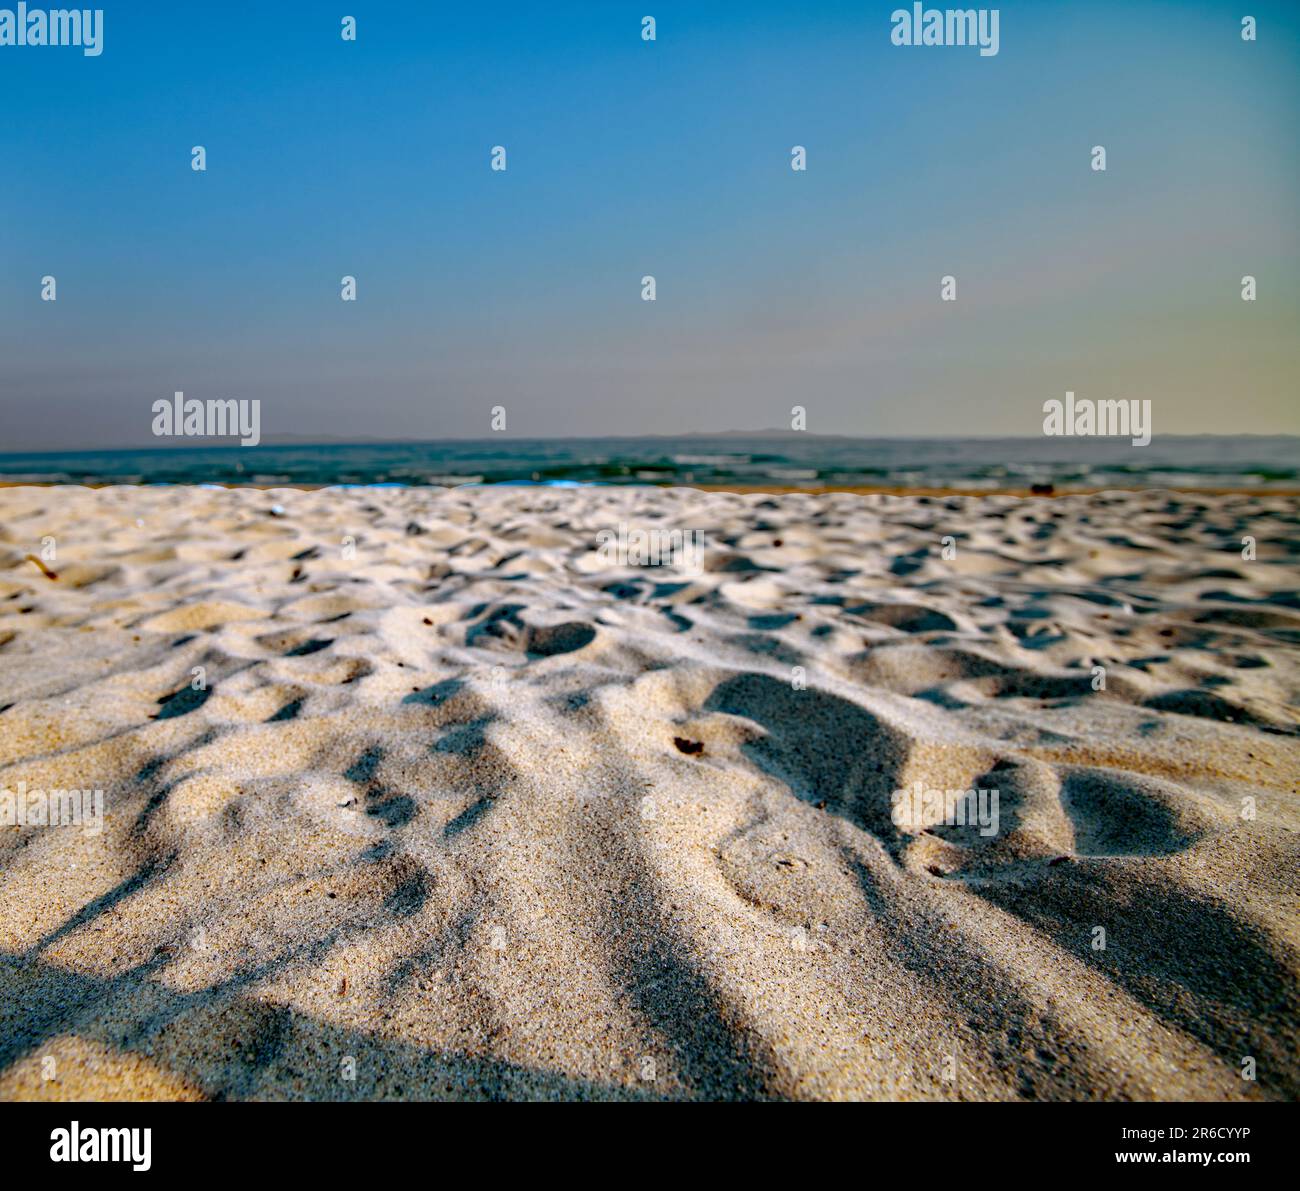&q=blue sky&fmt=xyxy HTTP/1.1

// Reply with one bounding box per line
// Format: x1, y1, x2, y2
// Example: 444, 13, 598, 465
1, 0, 1297, 448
